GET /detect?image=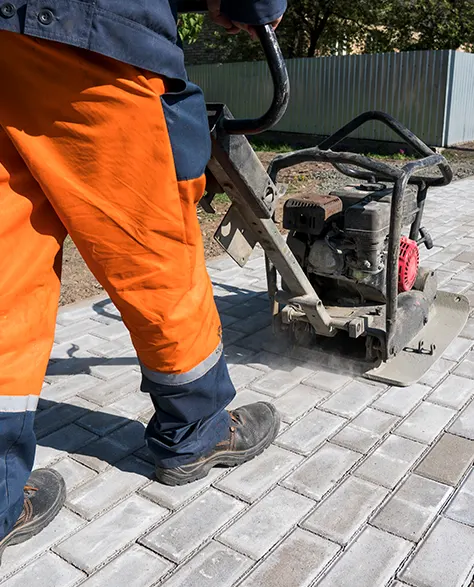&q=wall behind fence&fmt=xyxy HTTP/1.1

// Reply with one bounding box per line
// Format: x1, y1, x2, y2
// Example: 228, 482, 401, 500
188, 50, 472, 147
445, 52, 474, 145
